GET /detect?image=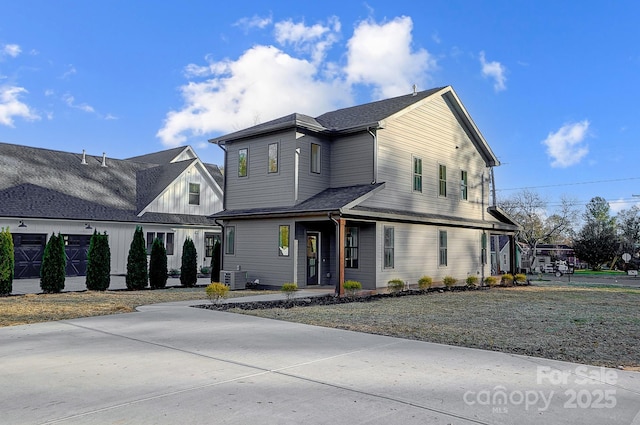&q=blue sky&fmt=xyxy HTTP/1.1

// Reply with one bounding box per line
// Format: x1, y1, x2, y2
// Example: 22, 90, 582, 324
1, 1, 639, 216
